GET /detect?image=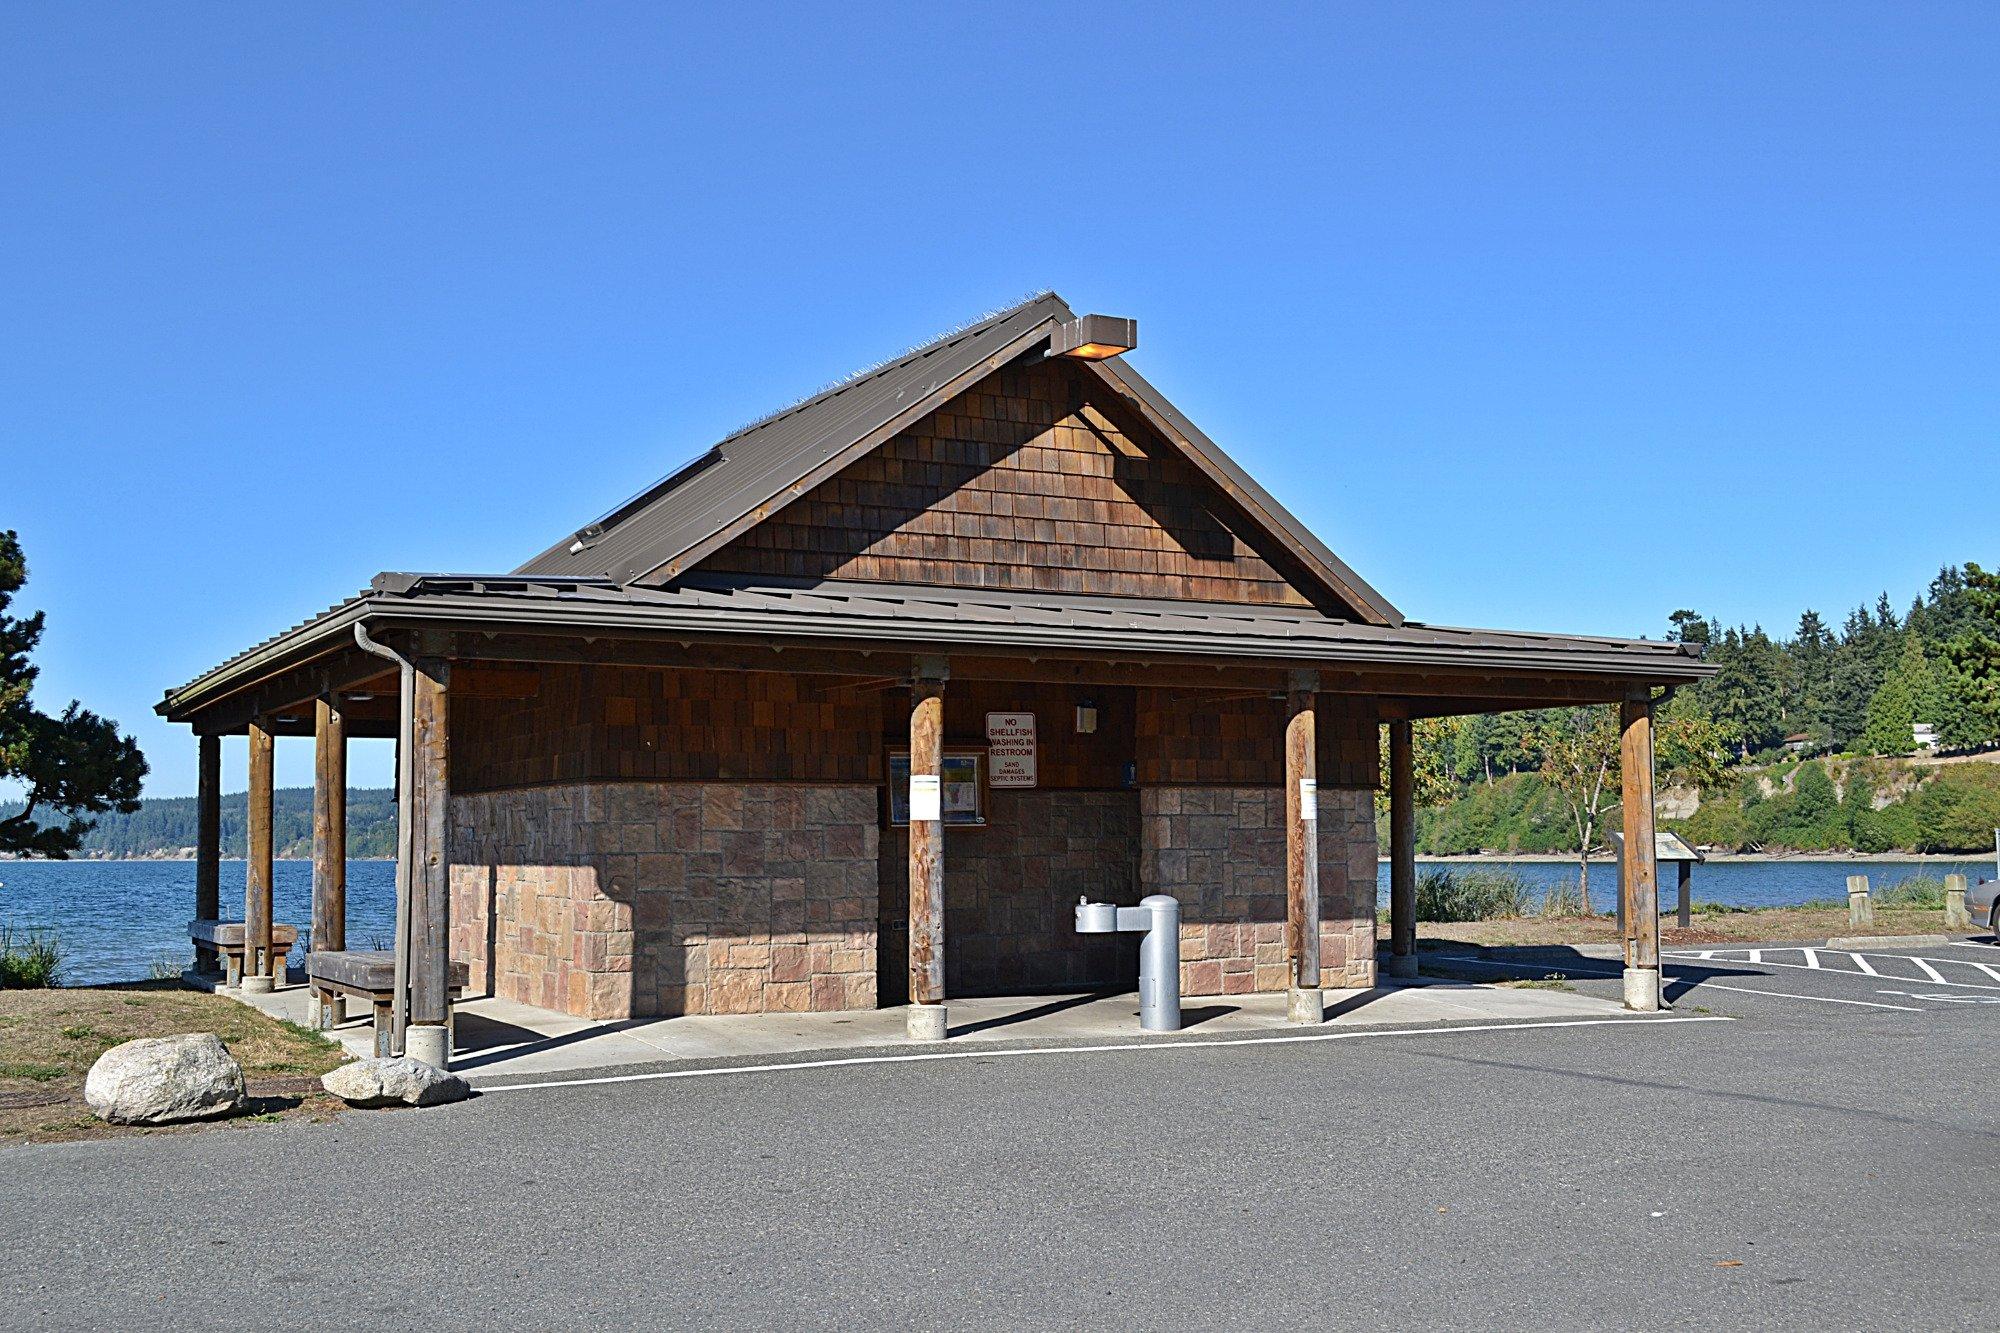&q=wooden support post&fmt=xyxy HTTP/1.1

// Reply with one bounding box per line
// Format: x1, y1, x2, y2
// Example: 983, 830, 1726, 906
193, 733, 221, 974
1618, 697, 1660, 1012
906, 658, 947, 1041
1285, 670, 1322, 1023
405, 650, 452, 1061
242, 719, 277, 993
310, 694, 348, 1027
1676, 860, 1693, 930
1387, 718, 1418, 979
